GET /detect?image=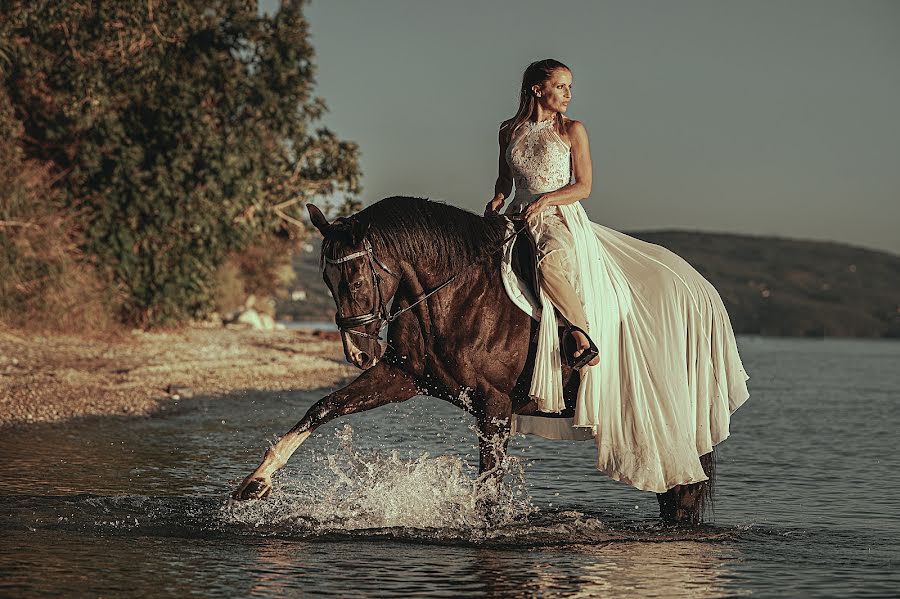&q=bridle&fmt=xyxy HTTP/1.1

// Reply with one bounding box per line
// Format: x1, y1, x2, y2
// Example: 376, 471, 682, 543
323, 219, 528, 342
323, 238, 399, 341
